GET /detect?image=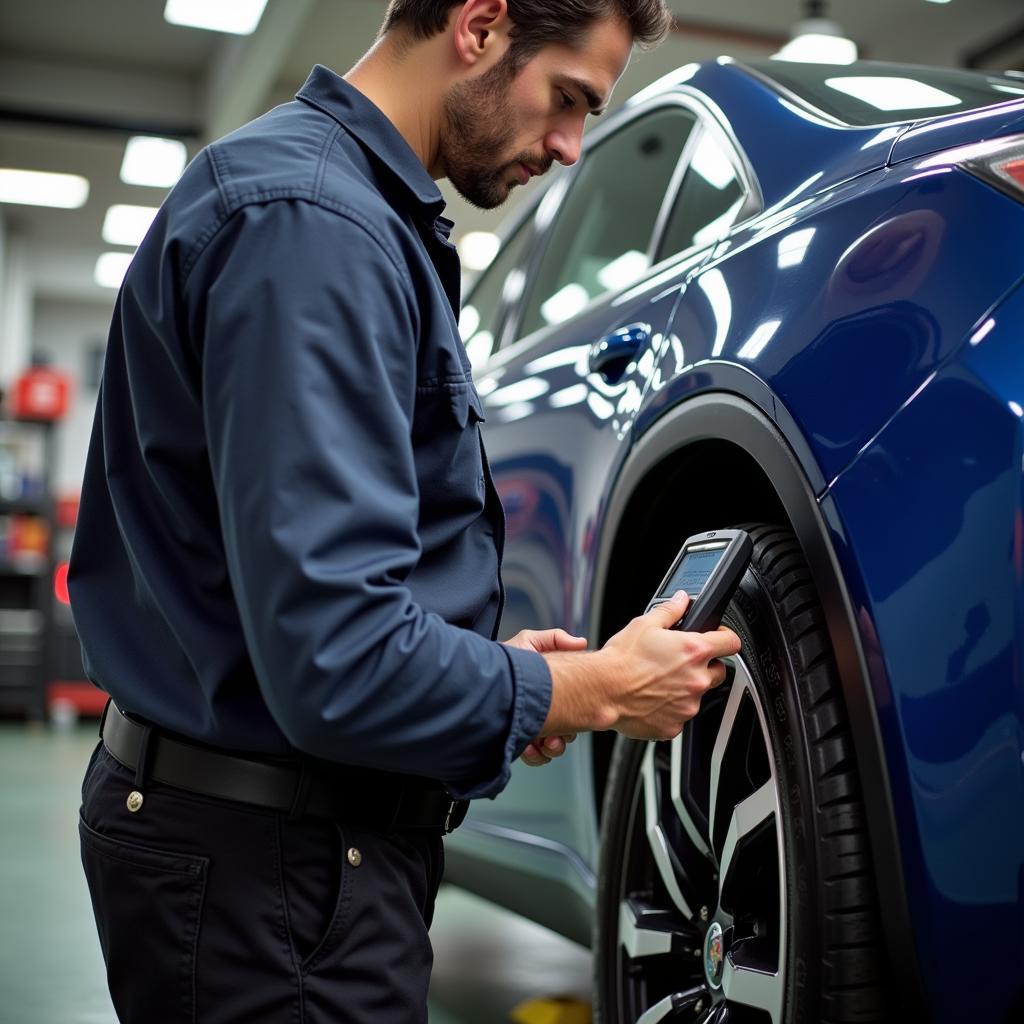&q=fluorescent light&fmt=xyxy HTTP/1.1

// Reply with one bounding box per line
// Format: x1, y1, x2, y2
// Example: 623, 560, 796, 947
164, 0, 269, 34
549, 383, 589, 409
775, 32, 858, 64
102, 204, 159, 246
0, 169, 89, 208
777, 227, 816, 268
457, 231, 500, 271
459, 305, 481, 341
924, 0, 952, 4
597, 250, 649, 291
120, 137, 187, 188
540, 283, 590, 326
690, 136, 737, 190
970, 318, 996, 346
94, 252, 134, 290
587, 392, 615, 420
502, 268, 527, 304
488, 378, 550, 406
825, 76, 962, 112
737, 320, 782, 360
464, 332, 494, 370
773, 18, 858, 65
697, 269, 732, 357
